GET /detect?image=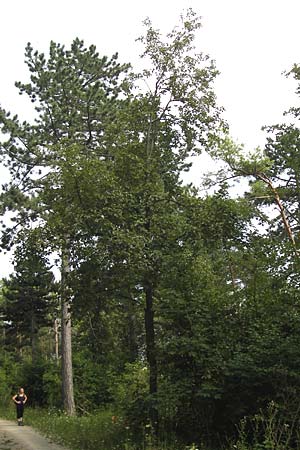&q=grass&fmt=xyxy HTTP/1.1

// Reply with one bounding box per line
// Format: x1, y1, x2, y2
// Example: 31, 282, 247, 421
3, 404, 282, 450
0, 404, 184, 450
0, 405, 127, 449
6, 404, 293, 450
